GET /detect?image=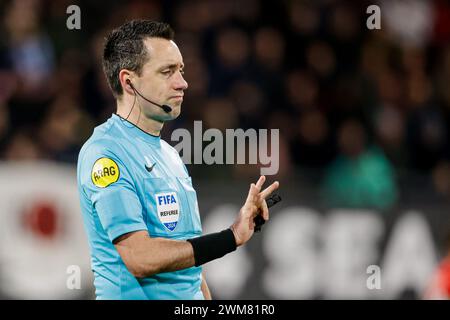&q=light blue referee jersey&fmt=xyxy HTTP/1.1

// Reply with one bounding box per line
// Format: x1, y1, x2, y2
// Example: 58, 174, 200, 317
77, 114, 204, 300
